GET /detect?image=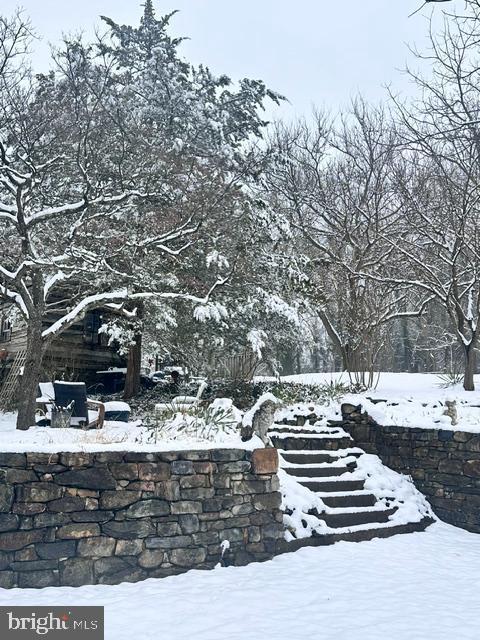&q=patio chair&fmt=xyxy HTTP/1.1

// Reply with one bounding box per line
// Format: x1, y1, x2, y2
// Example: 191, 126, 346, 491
155, 380, 208, 417
36, 381, 105, 428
